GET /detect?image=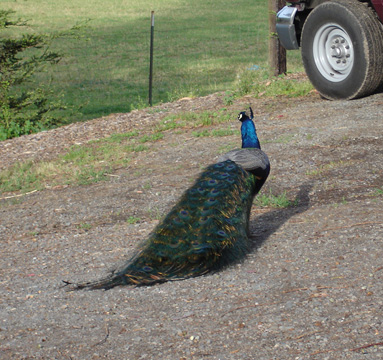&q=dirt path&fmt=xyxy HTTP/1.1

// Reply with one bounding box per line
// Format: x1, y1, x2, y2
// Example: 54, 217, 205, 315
1, 91, 383, 359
